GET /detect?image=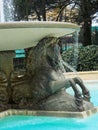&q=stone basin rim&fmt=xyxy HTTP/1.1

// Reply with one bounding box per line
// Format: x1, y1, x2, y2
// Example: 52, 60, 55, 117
0, 21, 80, 29
0, 107, 98, 119
0, 21, 80, 51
